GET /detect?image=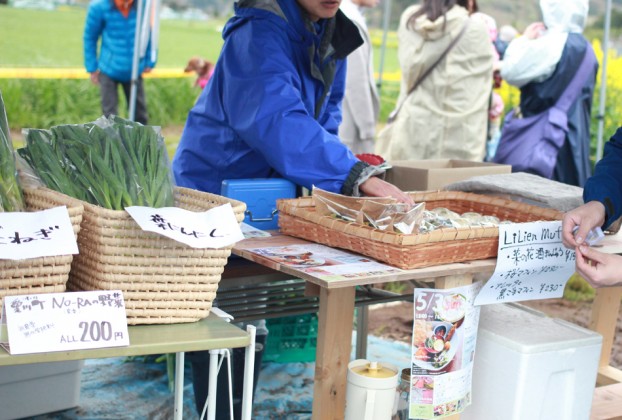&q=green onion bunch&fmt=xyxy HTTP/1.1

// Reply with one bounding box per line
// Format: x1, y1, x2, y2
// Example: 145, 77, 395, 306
18, 115, 175, 210
0, 90, 25, 212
